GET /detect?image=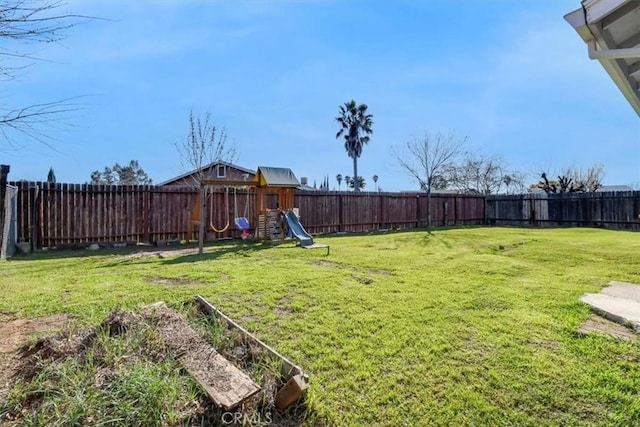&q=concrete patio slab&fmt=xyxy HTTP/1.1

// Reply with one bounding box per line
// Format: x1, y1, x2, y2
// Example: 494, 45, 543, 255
601, 281, 640, 303
580, 292, 640, 333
